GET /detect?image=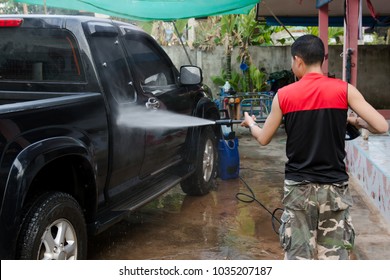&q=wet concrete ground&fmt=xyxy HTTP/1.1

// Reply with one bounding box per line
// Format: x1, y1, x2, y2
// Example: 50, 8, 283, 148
87, 126, 390, 260
88, 126, 286, 260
